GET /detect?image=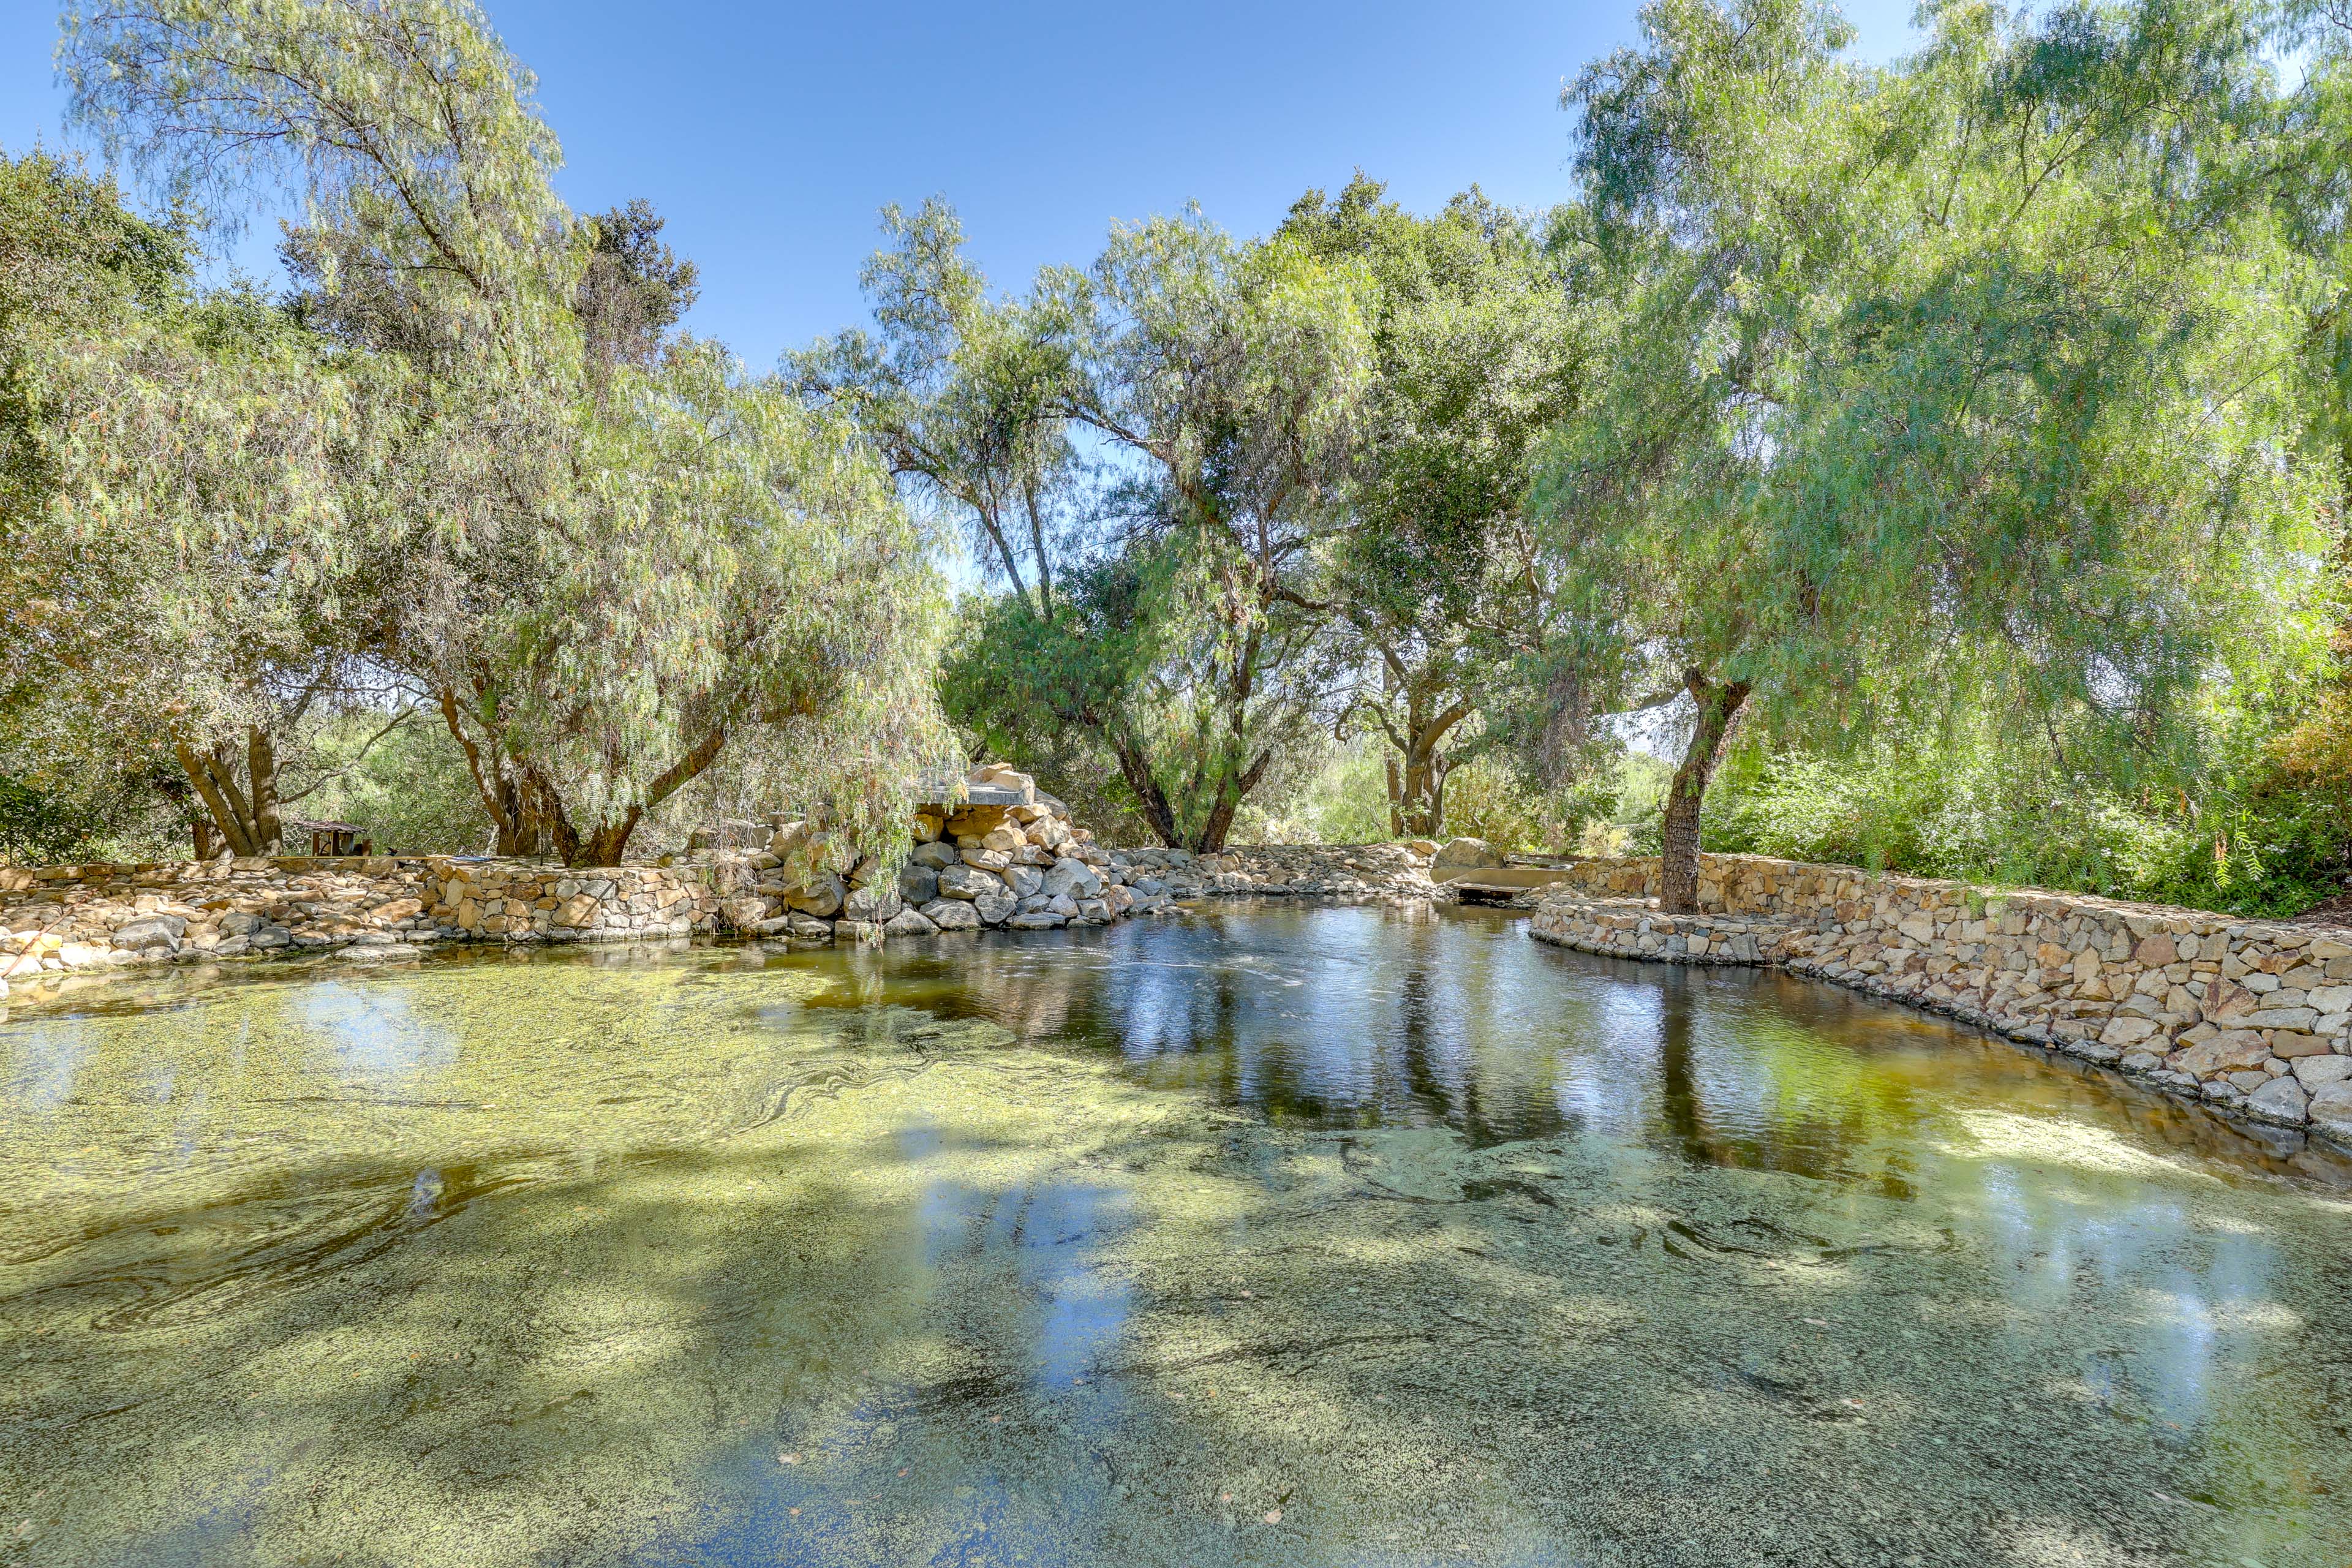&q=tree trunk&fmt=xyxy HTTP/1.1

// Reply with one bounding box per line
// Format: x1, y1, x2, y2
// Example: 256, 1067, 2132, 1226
437, 687, 557, 856
1191, 747, 1272, 854
247, 726, 281, 854
1107, 731, 1183, 848
1395, 742, 1446, 839
1196, 793, 1238, 854
173, 727, 284, 857
543, 725, 728, 868
1391, 699, 1469, 840
1659, 670, 1751, 915
191, 816, 219, 861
